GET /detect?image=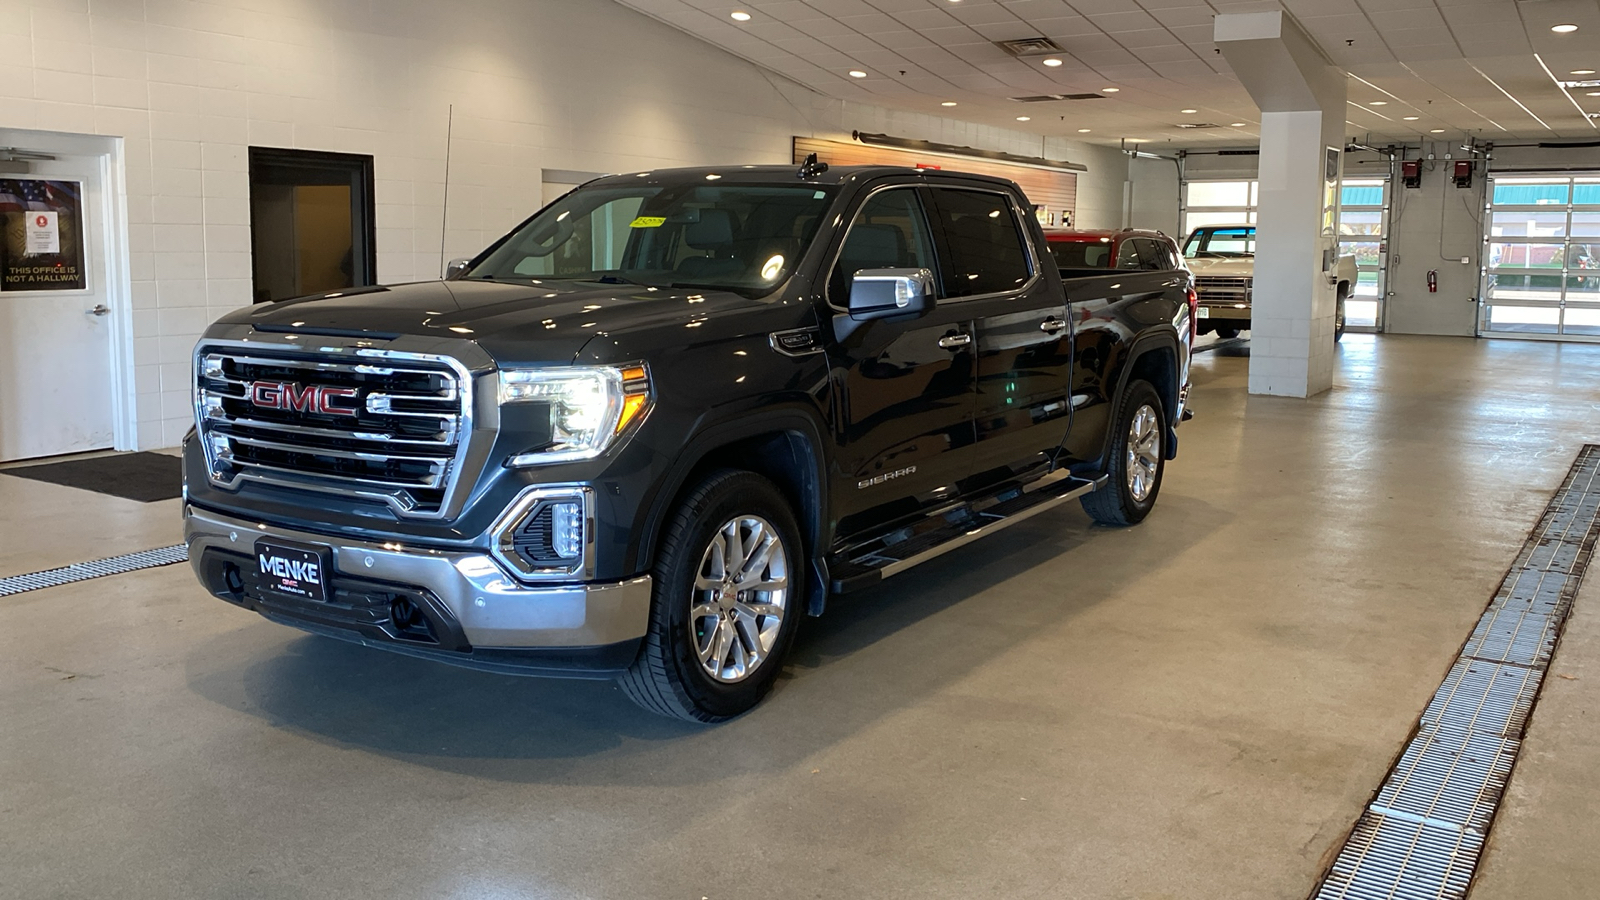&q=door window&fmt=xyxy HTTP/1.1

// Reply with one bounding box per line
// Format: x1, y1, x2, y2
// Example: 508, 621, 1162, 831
828, 187, 938, 303
929, 188, 1031, 297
